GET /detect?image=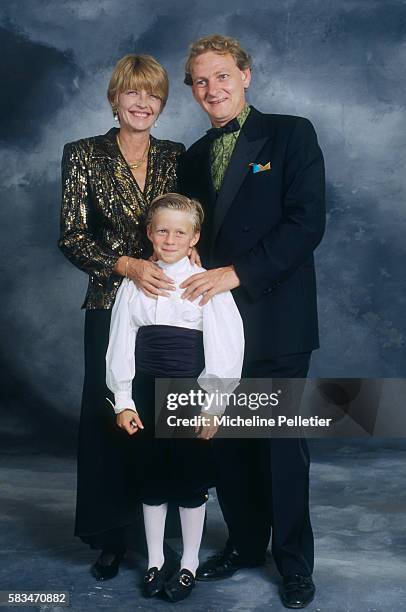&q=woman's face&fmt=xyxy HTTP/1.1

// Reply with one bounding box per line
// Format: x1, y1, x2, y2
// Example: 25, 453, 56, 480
116, 88, 162, 133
